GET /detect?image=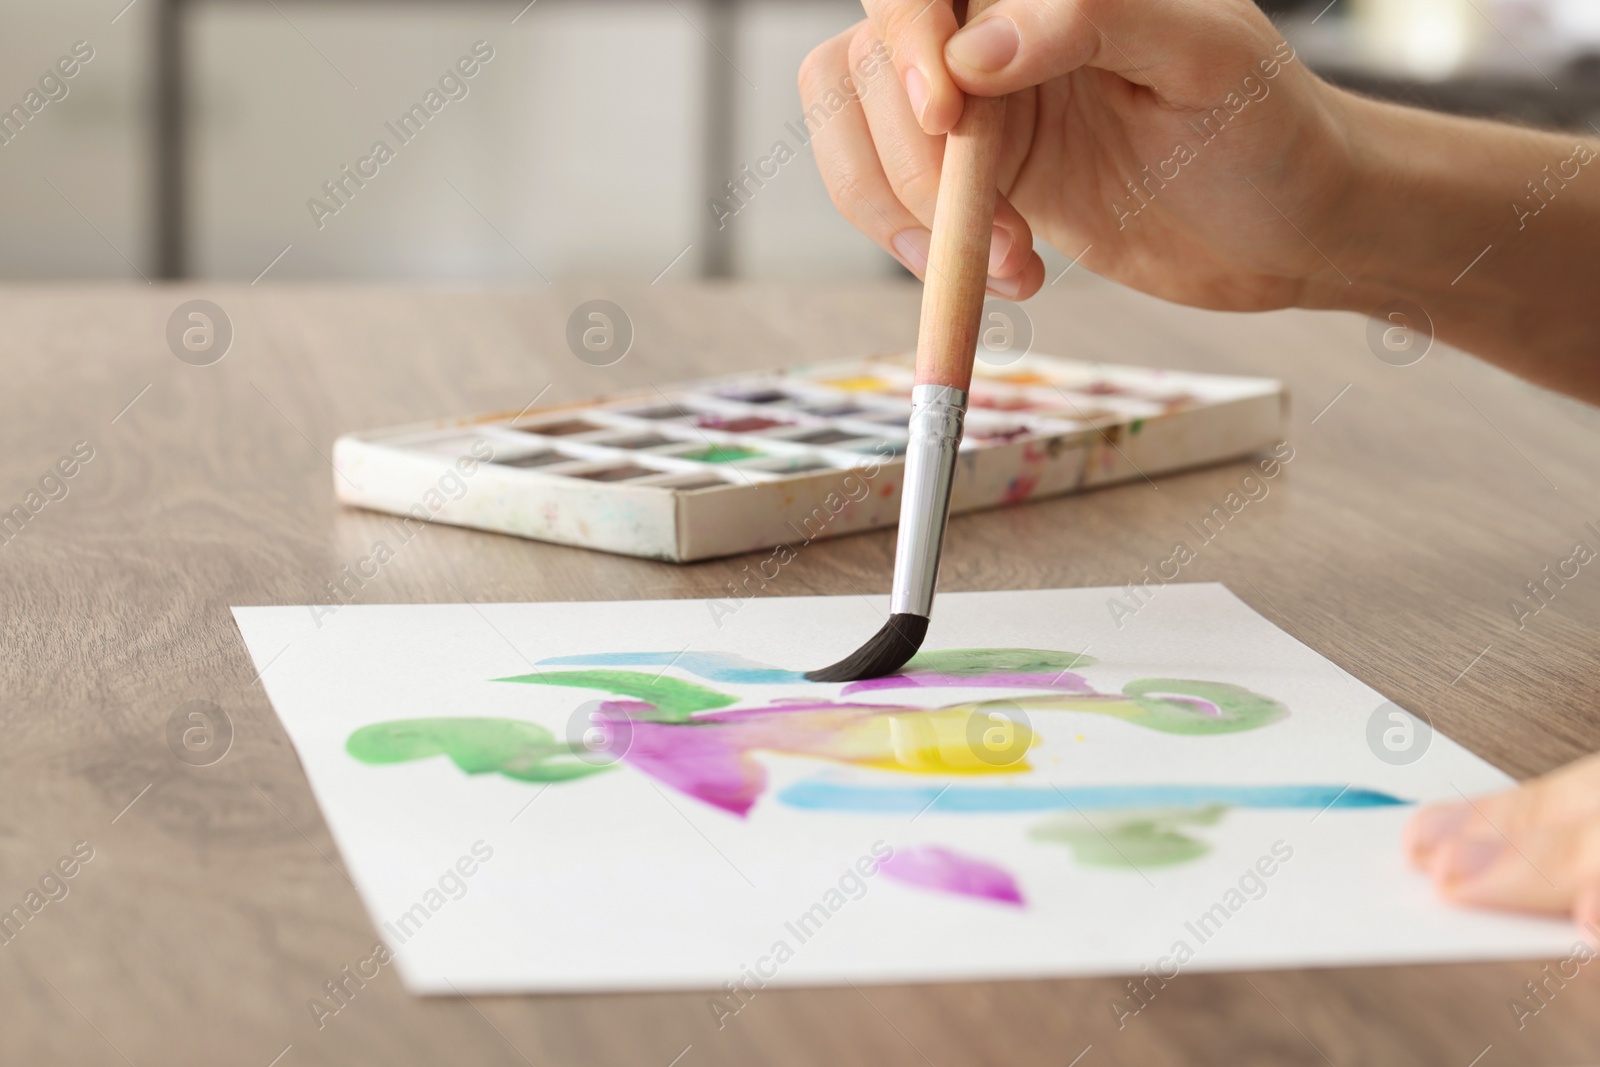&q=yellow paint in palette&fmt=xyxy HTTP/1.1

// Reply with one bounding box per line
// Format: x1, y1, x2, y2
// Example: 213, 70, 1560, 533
819, 375, 891, 392
985, 370, 1053, 387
